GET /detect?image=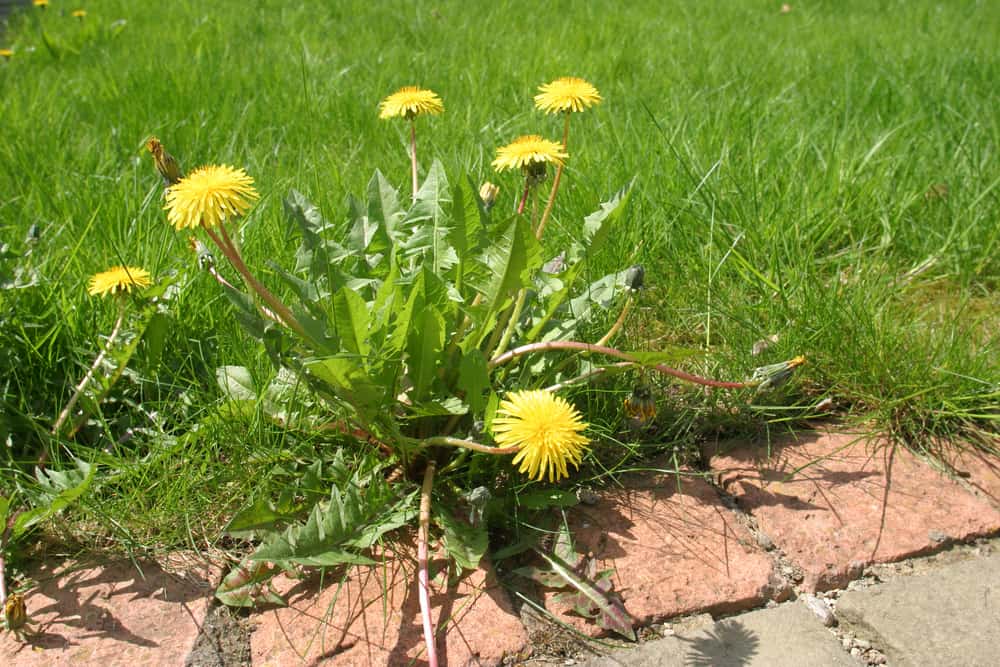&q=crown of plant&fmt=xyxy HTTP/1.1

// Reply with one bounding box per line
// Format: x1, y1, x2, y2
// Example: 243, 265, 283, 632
492, 135, 568, 172
492, 390, 591, 482
87, 266, 152, 297
534, 77, 602, 114
378, 86, 444, 120
165, 165, 259, 230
